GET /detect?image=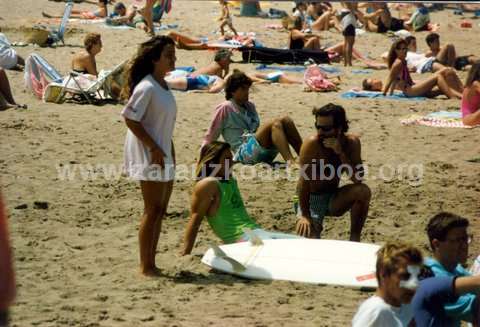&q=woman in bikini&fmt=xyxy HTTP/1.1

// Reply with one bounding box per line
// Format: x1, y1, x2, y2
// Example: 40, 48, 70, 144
43, 0, 111, 19
71, 33, 102, 76
288, 16, 321, 51
461, 62, 480, 126
382, 39, 463, 99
